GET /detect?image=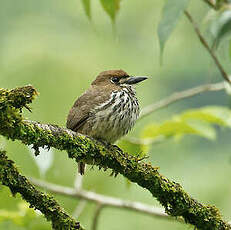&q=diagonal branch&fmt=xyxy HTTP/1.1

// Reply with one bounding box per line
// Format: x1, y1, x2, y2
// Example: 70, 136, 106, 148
184, 10, 231, 83
139, 81, 225, 120
203, 0, 216, 9
0, 85, 230, 230
0, 150, 84, 230
92, 204, 104, 230
29, 177, 172, 220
